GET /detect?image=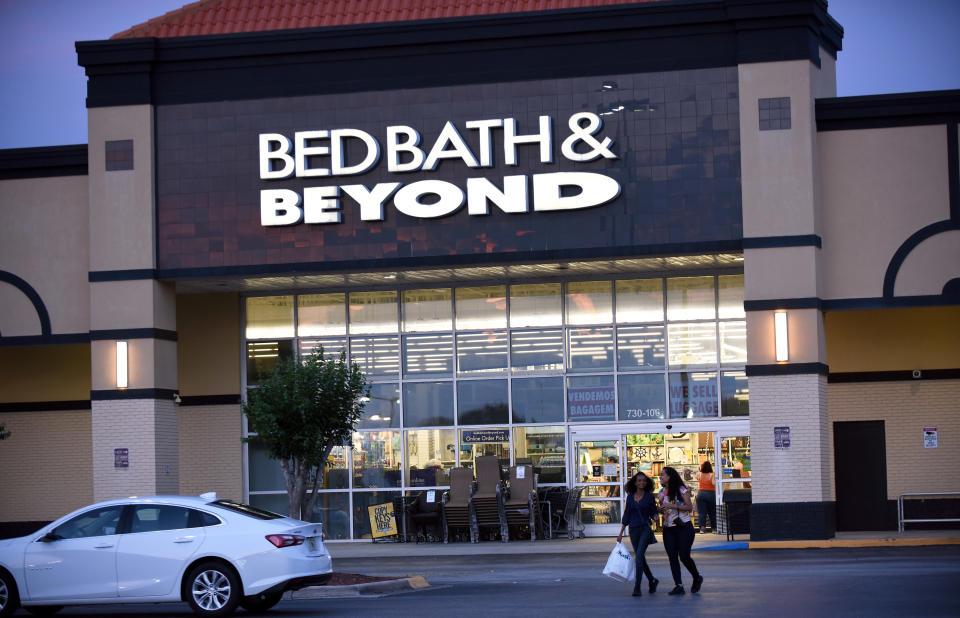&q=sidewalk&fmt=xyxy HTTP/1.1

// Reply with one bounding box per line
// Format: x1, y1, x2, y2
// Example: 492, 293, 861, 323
325, 528, 960, 560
